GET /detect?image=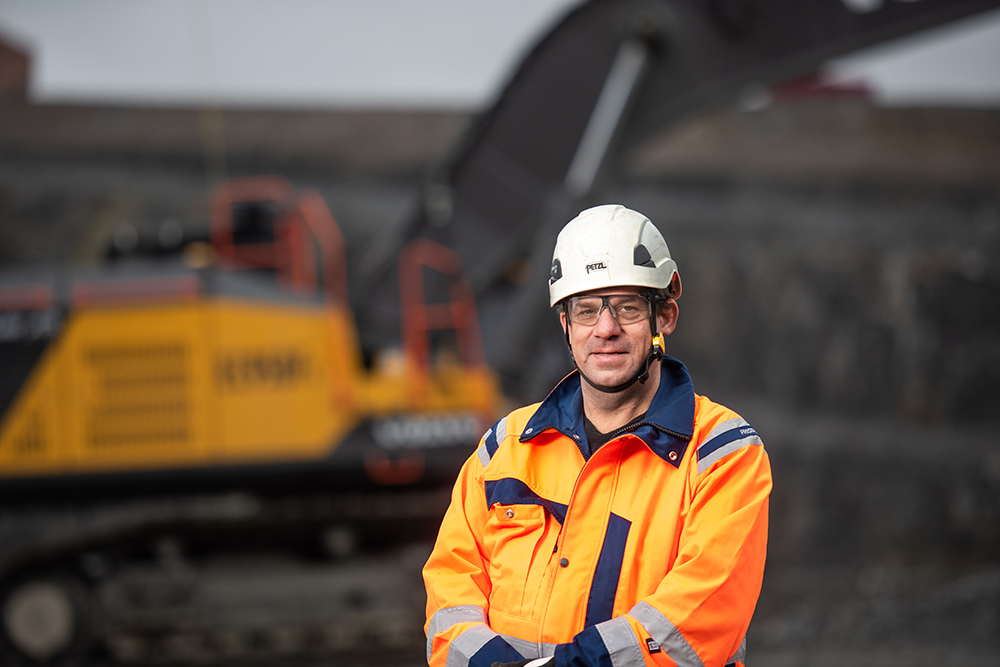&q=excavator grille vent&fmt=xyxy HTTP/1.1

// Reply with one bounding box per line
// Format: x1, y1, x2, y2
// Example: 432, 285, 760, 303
85, 344, 190, 447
